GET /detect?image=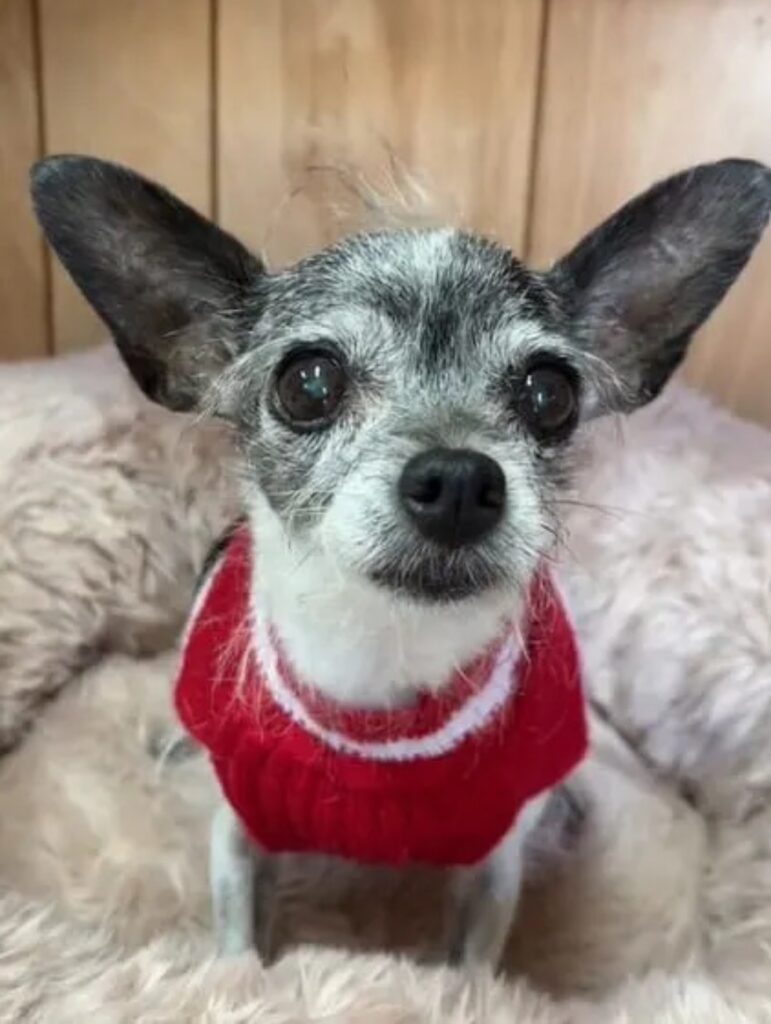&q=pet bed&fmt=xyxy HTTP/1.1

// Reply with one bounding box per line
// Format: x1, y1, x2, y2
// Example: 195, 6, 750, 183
0, 347, 770, 1023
